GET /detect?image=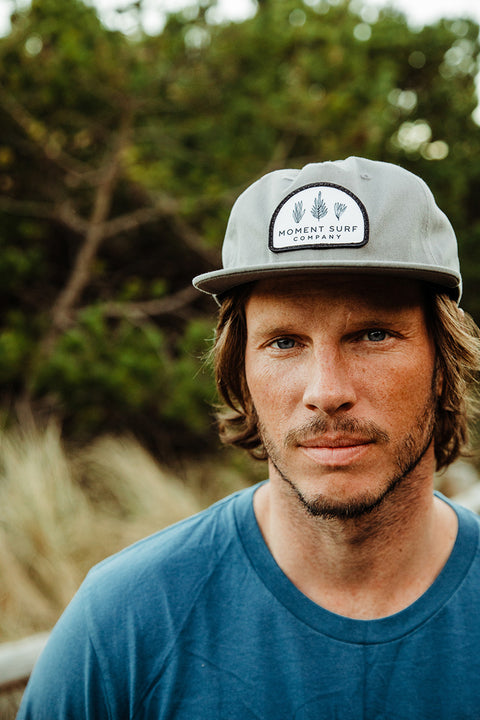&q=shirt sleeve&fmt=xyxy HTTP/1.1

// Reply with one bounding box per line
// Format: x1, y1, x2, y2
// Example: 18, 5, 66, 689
16, 582, 111, 720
